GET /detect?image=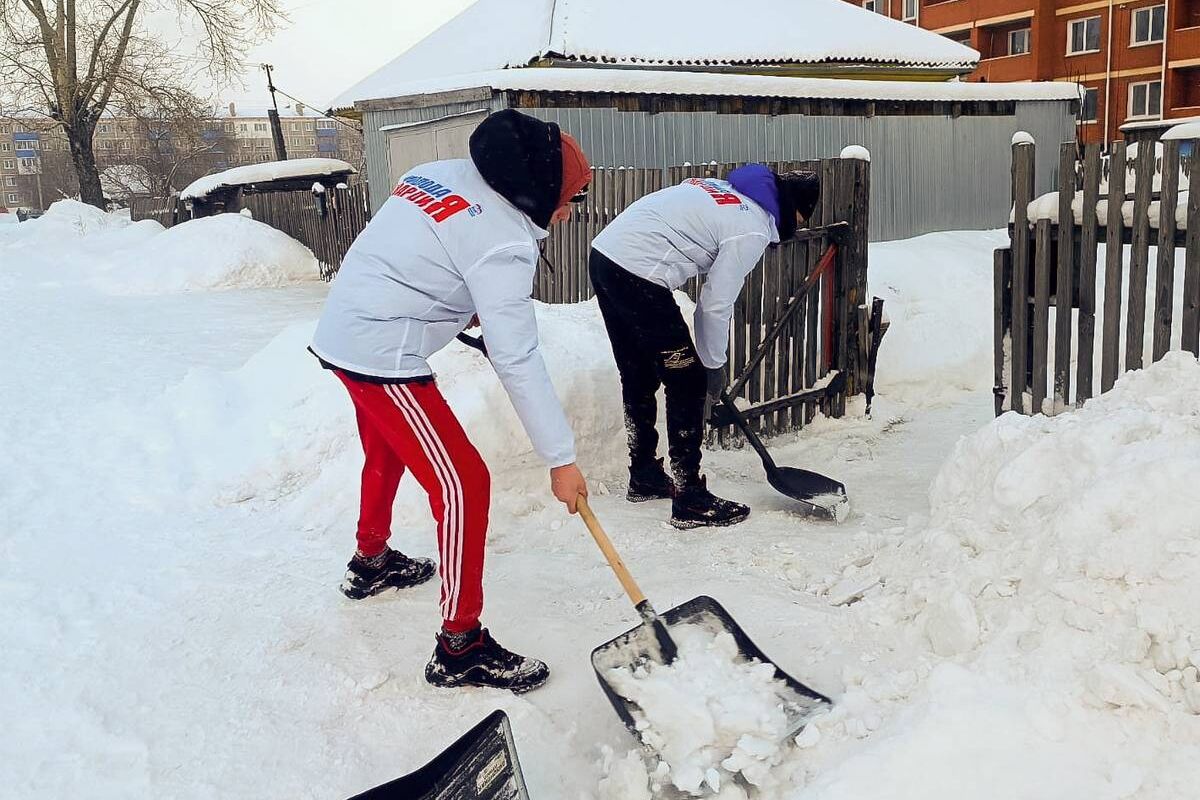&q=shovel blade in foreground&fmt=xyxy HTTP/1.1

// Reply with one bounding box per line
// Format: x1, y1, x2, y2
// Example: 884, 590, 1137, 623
767, 466, 849, 523
347, 710, 529, 800
591, 596, 831, 741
